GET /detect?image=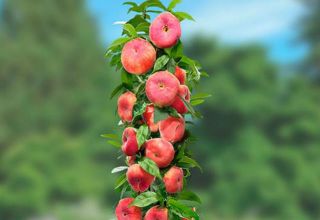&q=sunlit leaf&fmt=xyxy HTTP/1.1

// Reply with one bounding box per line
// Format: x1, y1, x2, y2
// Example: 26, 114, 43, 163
111, 166, 128, 174
123, 23, 137, 37
136, 125, 149, 148
174, 12, 195, 21
154, 55, 170, 72
130, 191, 158, 207
168, 0, 182, 11
139, 158, 162, 179
176, 191, 202, 204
